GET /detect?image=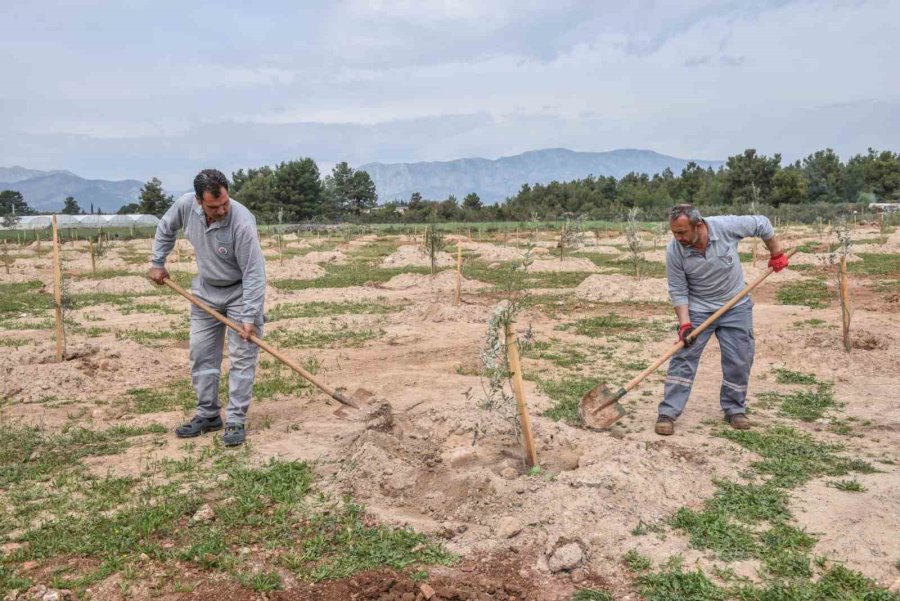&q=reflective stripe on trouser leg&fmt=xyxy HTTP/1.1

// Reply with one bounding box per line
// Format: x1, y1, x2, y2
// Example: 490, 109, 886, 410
224, 324, 262, 425
658, 320, 715, 420
222, 283, 263, 425
715, 302, 755, 417
189, 301, 226, 419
